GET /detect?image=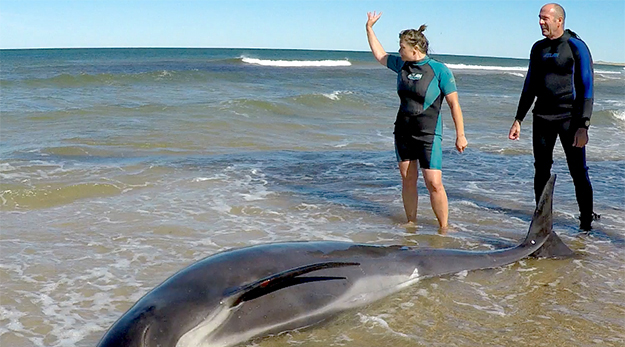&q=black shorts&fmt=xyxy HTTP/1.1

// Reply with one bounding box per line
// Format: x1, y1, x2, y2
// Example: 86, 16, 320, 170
394, 133, 442, 170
